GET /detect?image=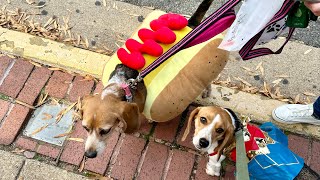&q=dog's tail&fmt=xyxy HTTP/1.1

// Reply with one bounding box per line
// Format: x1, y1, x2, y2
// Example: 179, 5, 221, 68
188, 0, 214, 29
